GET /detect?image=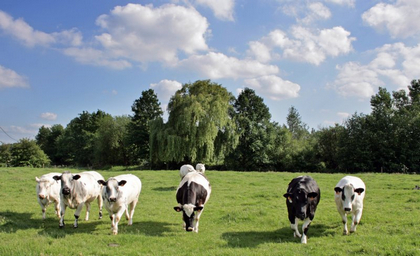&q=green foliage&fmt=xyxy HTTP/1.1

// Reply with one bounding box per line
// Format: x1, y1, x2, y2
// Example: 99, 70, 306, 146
8, 138, 50, 167
1, 167, 420, 255
150, 80, 238, 165
36, 124, 64, 165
